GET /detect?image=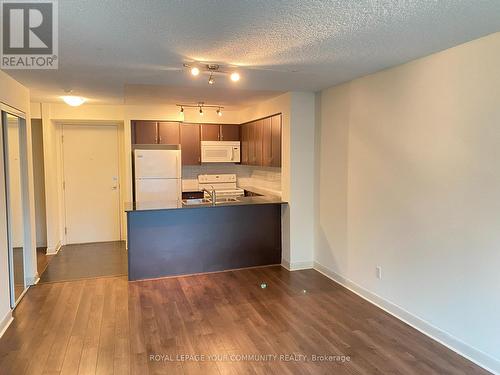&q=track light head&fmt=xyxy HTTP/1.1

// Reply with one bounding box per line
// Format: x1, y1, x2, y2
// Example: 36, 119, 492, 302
230, 72, 240, 82
191, 67, 200, 76
217, 108, 222, 116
